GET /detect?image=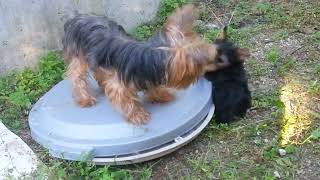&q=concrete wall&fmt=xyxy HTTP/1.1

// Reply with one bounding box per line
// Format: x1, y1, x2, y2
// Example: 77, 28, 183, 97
0, 0, 161, 75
